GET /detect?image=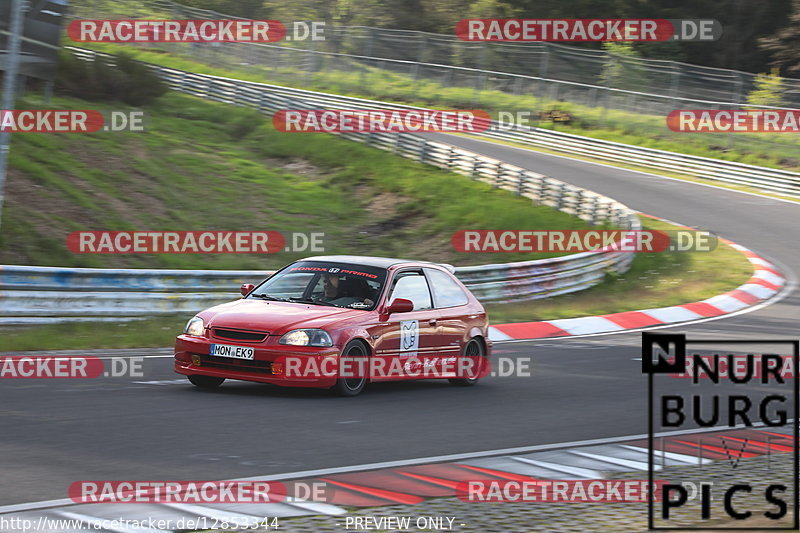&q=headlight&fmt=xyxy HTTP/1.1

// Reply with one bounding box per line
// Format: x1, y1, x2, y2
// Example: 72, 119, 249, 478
279, 329, 333, 347
184, 316, 205, 336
